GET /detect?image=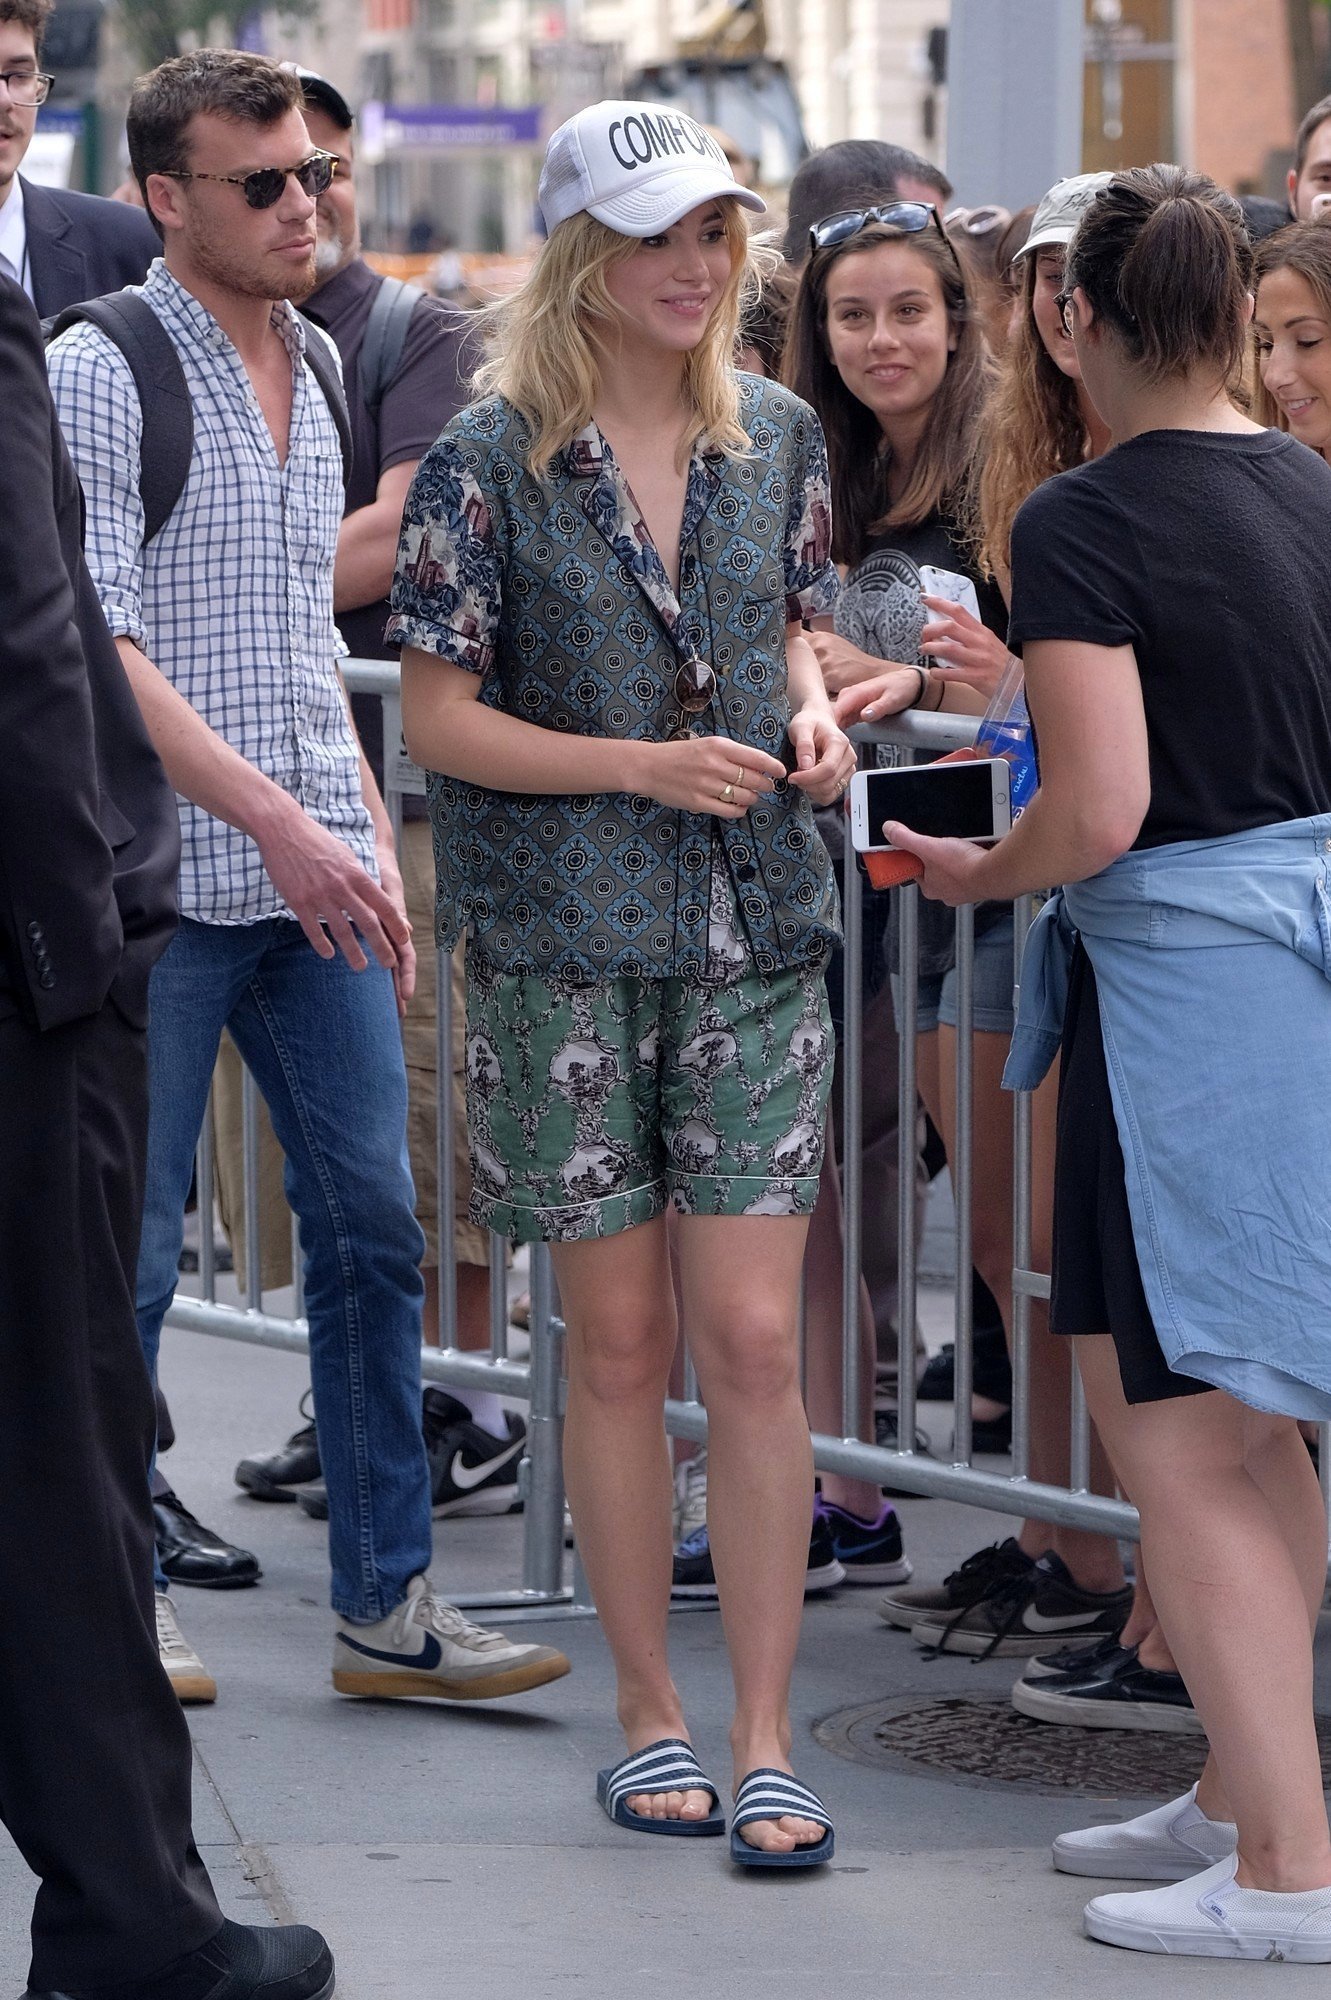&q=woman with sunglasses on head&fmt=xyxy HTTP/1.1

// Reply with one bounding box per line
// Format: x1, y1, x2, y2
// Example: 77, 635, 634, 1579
784, 201, 1134, 1659
891, 164, 1331, 1961
391, 102, 853, 1868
